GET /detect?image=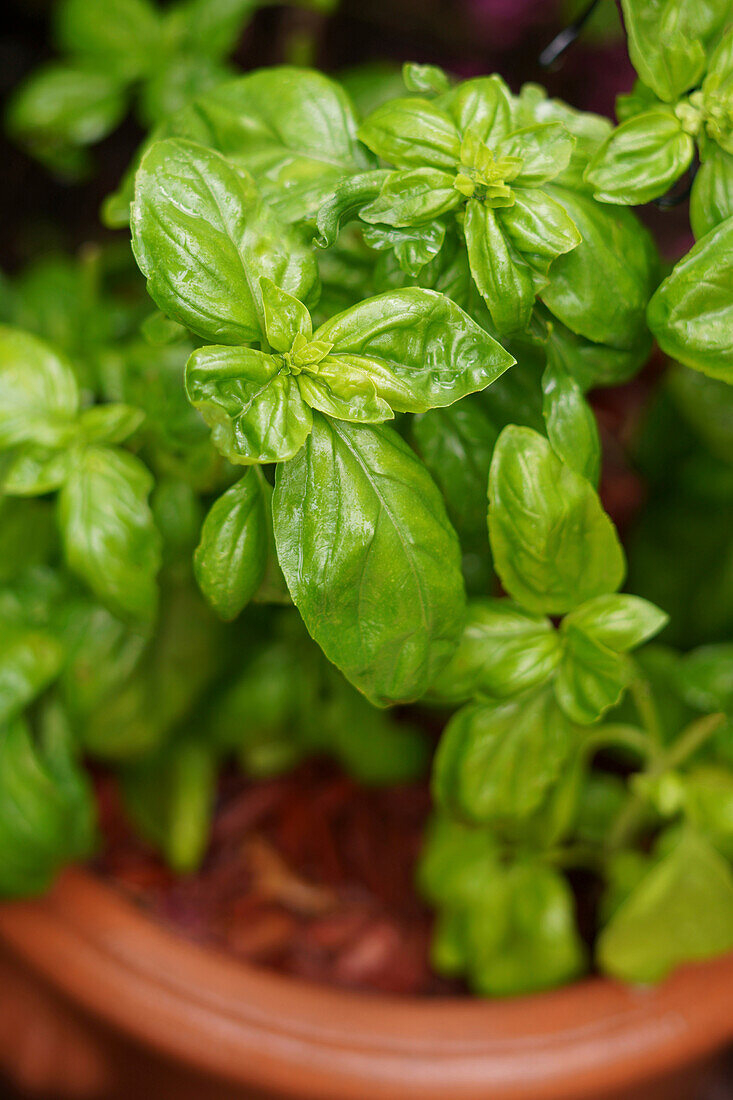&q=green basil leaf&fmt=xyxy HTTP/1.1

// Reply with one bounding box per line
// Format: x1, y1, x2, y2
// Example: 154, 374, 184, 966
77, 403, 145, 445
273, 415, 465, 705
314, 287, 514, 413
402, 62, 451, 96
0, 624, 64, 726
542, 356, 600, 484
297, 360, 394, 423
563, 594, 669, 653
7, 64, 128, 174
463, 862, 585, 996
360, 167, 461, 227
412, 398, 499, 543
585, 110, 694, 205
499, 188, 581, 266
168, 68, 371, 224
489, 426, 625, 614
464, 200, 535, 335
59, 447, 162, 622
598, 830, 733, 983
554, 623, 632, 724
498, 123, 574, 187
259, 276, 312, 353
137, 54, 234, 129
678, 766, 733, 858
542, 313, 651, 390
677, 644, 733, 714
429, 598, 561, 704
358, 97, 461, 169
418, 813, 499, 908
131, 137, 318, 345
56, 0, 163, 80
438, 75, 512, 146
314, 170, 389, 247
647, 216, 733, 381
185, 344, 313, 464
0, 326, 79, 449
690, 148, 733, 239
362, 220, 447, 277
0, 709, 95, 897
2, 447, 73, 498
513, 82, 612, 191
619, 0, 709, 103
433, 690, 575, 824
174, 0, 262, 59
541, 186, 658, 350
194, 471, 267, 620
